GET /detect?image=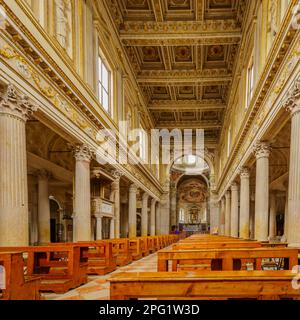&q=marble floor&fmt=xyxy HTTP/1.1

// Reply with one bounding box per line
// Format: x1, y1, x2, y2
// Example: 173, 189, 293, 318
42, 250, 159, 300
